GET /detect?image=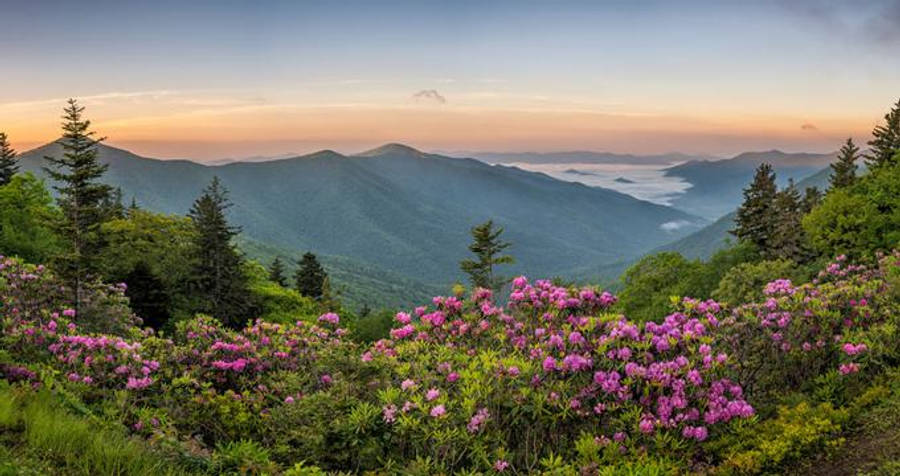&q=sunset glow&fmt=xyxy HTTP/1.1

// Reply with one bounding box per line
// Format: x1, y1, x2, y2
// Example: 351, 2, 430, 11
2, 0, 898, 159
